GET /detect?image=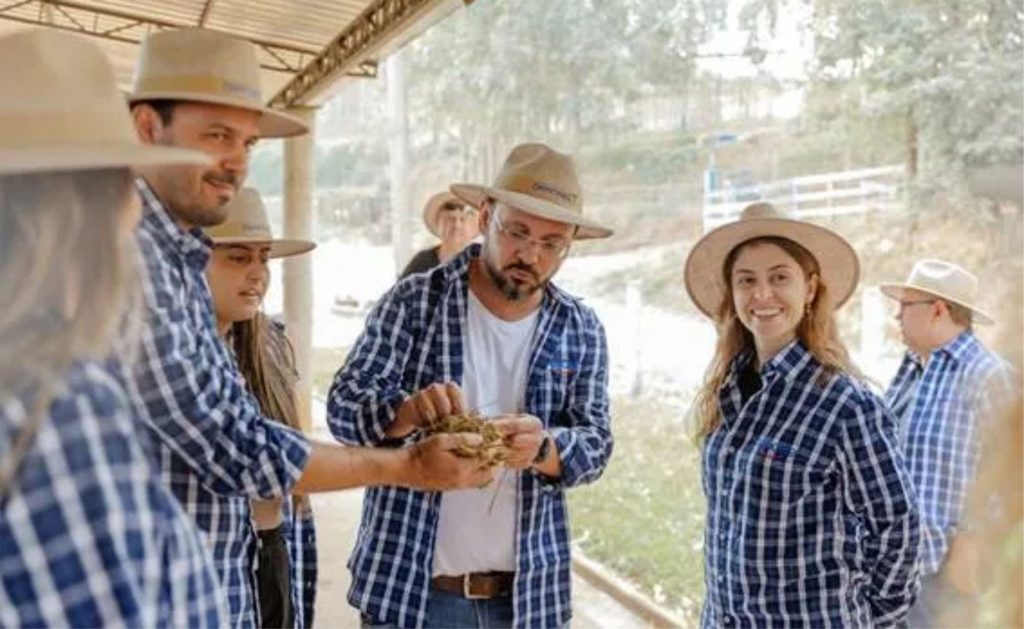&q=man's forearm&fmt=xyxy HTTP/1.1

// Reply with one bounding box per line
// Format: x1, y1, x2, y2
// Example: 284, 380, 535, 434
292, 440, 411, 493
